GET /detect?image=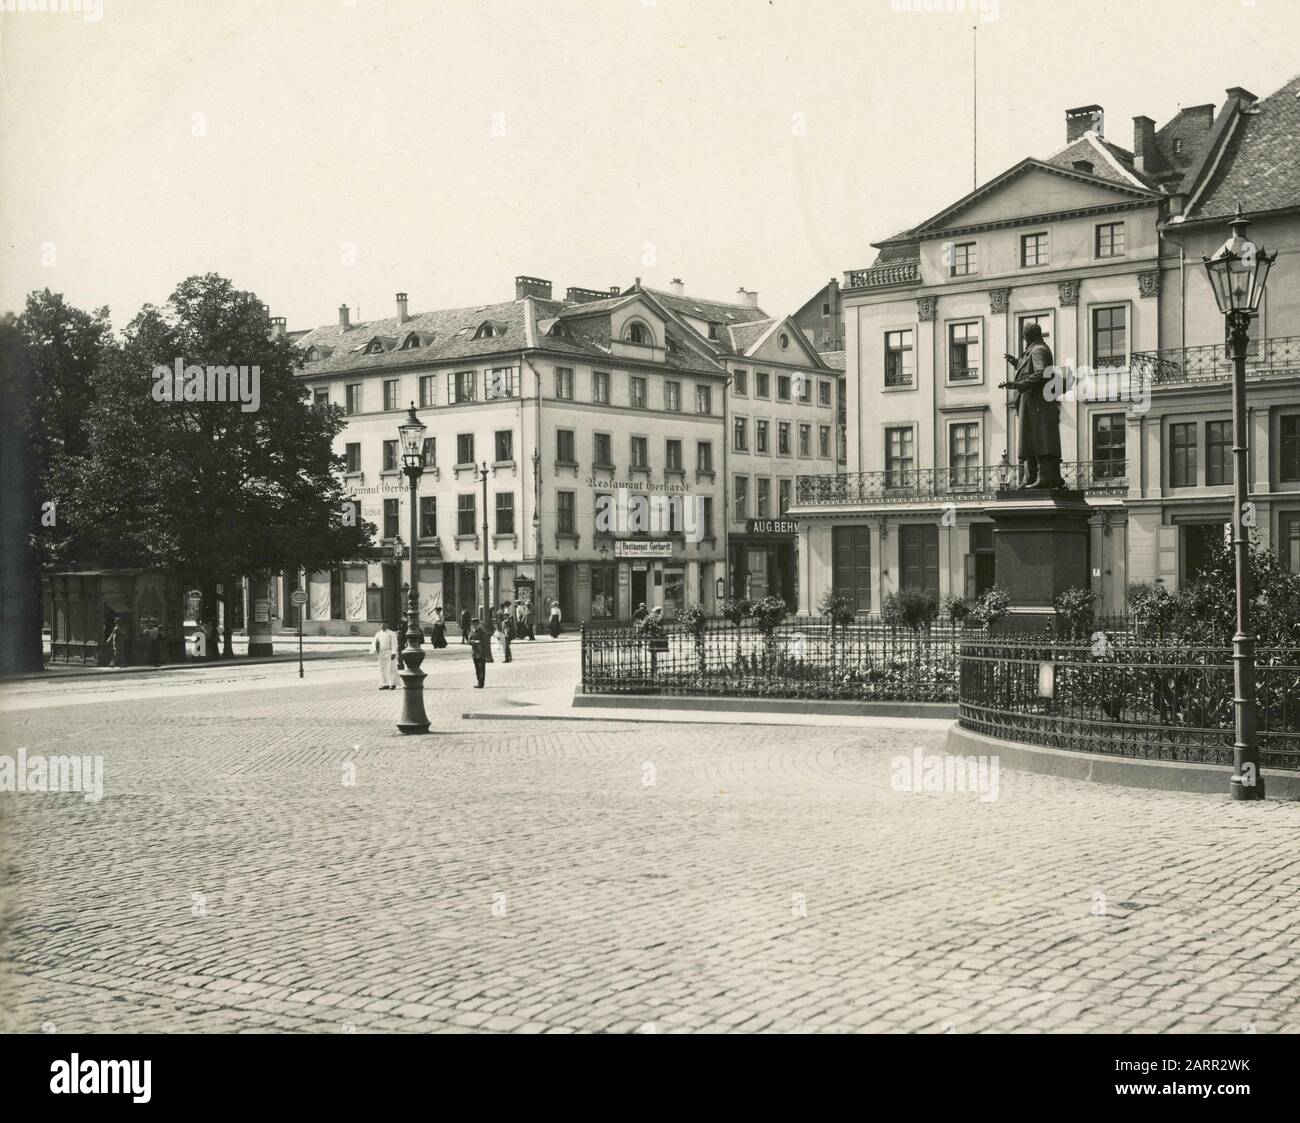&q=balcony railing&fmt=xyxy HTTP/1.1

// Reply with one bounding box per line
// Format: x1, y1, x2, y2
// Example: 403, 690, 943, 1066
794, 460, 1128, 506
844, 261, 920, 290
1129, 335, 1300, 389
